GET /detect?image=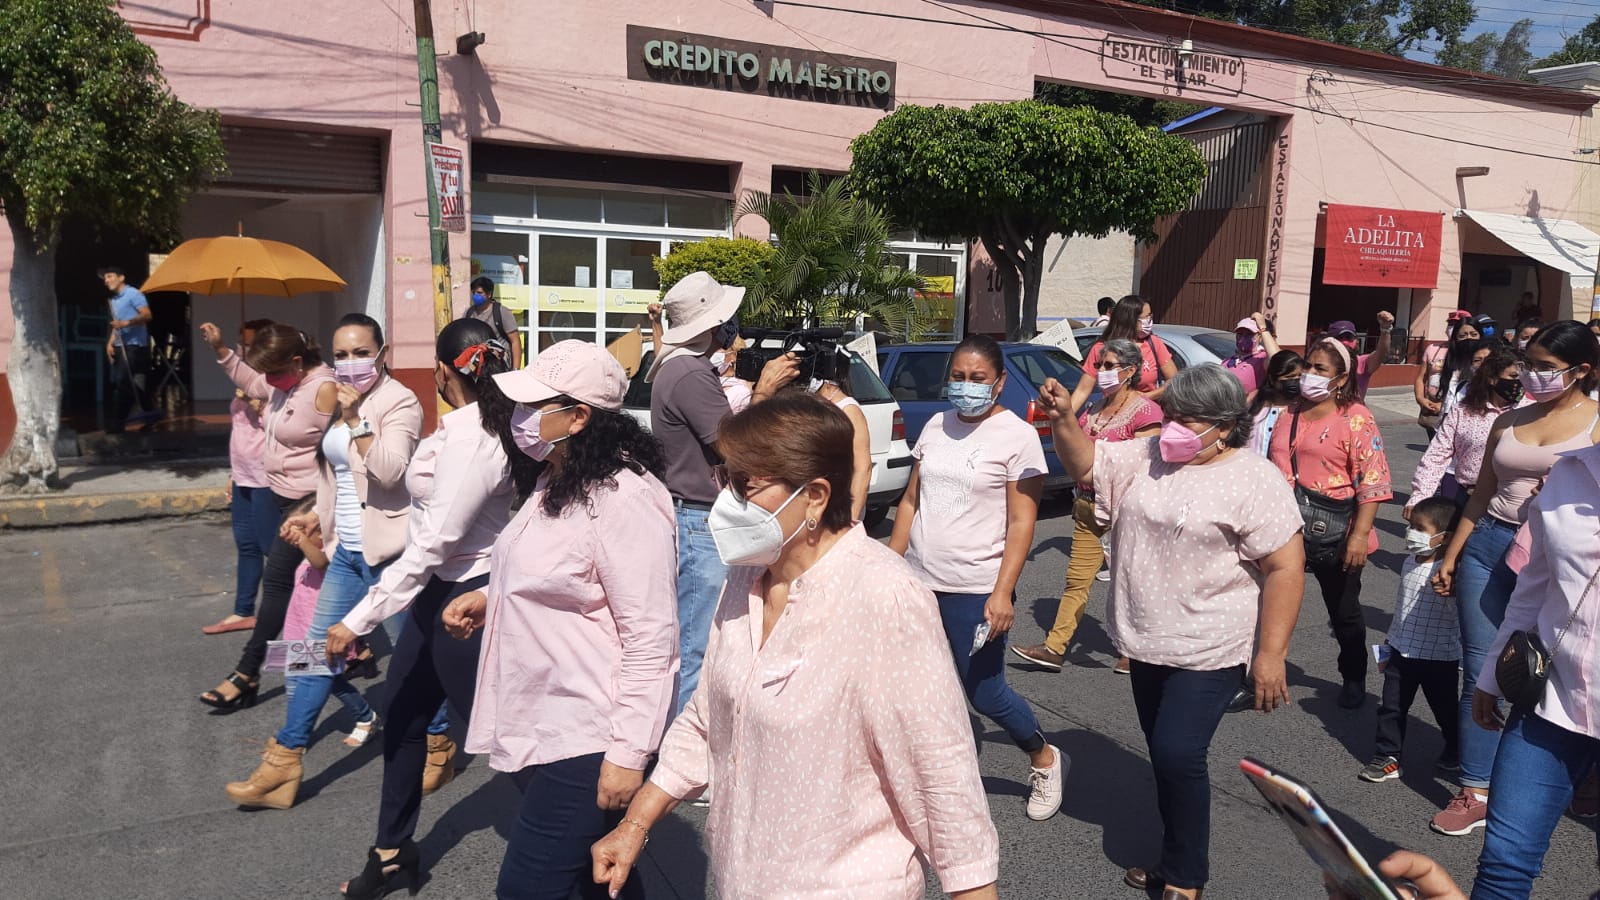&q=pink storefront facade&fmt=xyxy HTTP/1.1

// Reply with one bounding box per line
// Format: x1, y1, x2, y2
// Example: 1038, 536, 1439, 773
1, 0, 1595, 442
